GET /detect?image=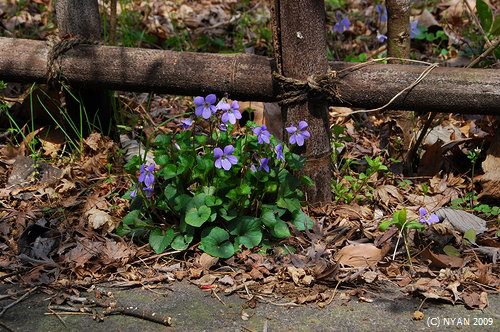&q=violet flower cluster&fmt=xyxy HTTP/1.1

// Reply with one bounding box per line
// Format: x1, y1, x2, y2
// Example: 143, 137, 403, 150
131, 163, 155, 198
334, 12, 350, 34
419, 207, 439, 226
188, 94, 311, 173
